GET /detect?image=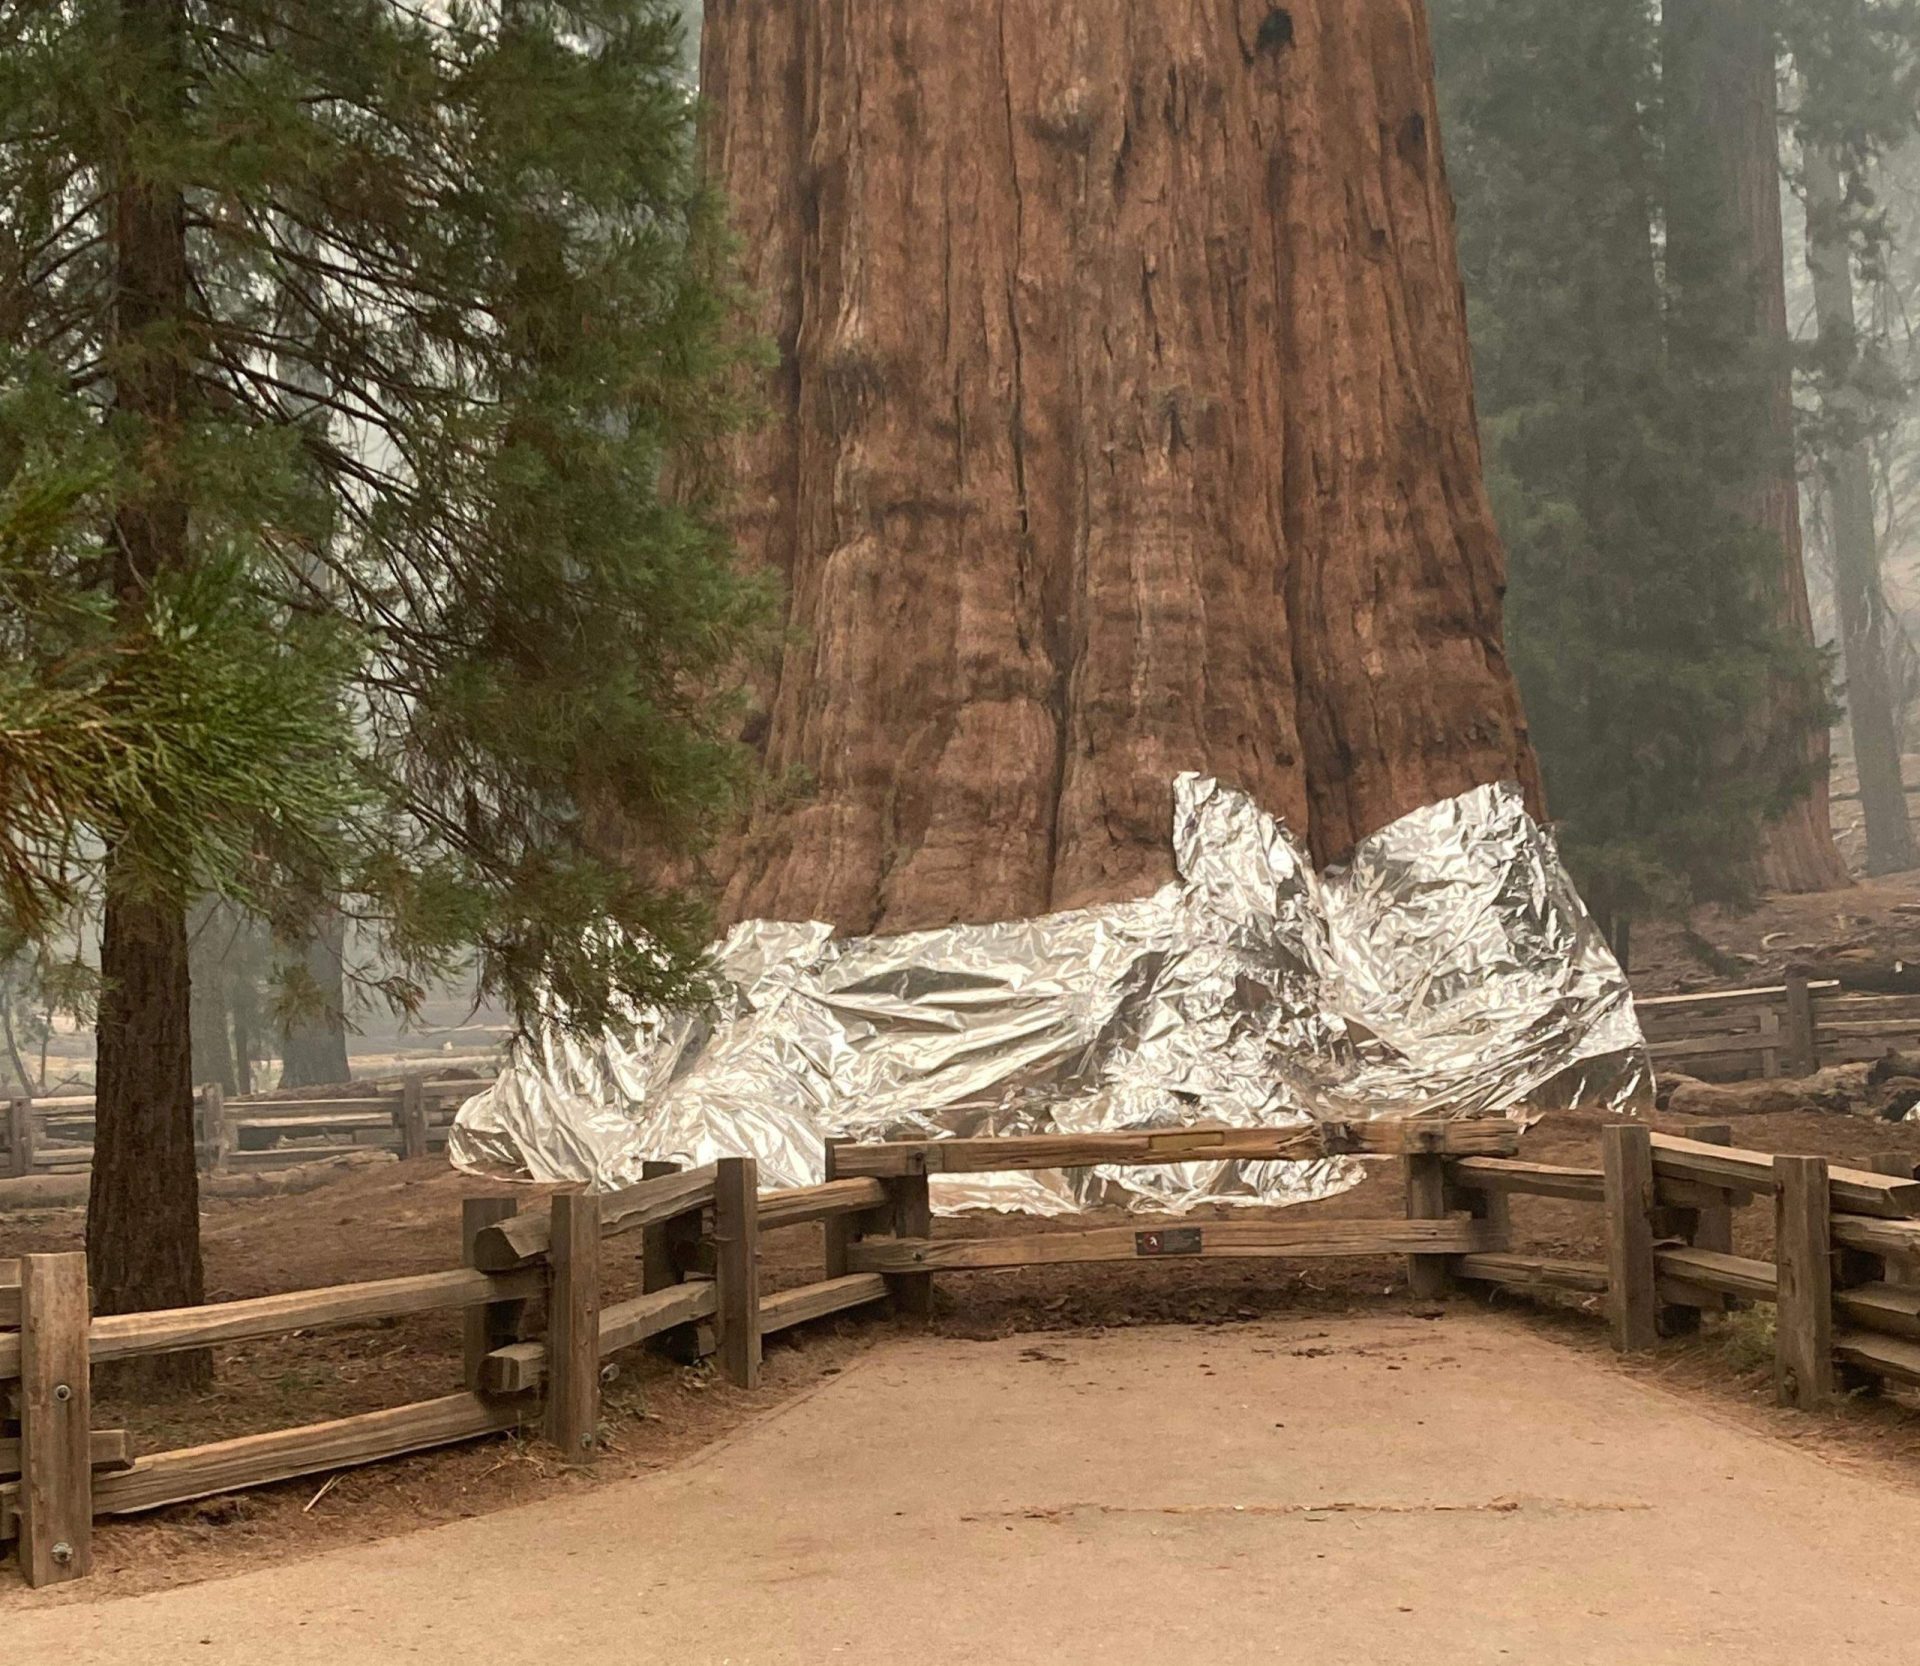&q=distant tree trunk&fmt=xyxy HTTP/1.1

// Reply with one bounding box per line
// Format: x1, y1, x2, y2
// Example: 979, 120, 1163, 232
88, 0, 209, 1389
267, 174, 356, 1090
702, 0, 1541, 932
1663, 0, 1849, 894
278, 908, 351, 1087
229, 965, 258, 1097
1805, 146, 1918, 875
187, 900, 238, 1096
